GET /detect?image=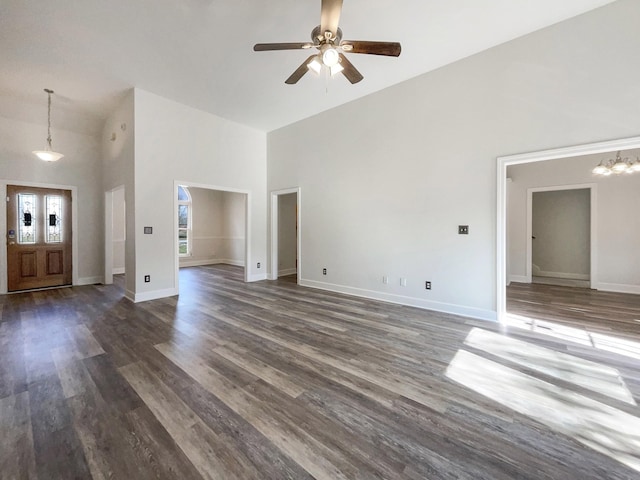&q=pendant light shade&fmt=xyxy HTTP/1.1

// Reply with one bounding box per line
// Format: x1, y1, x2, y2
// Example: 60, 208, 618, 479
33, 89, 64, 162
